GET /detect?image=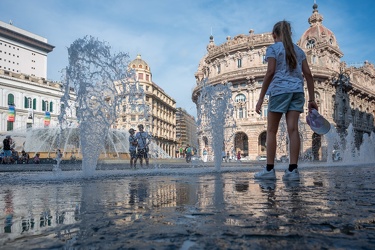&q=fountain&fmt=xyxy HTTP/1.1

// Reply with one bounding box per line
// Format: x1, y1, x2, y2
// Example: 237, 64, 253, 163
57, 36, 133, 175
196, 79, 236, 170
